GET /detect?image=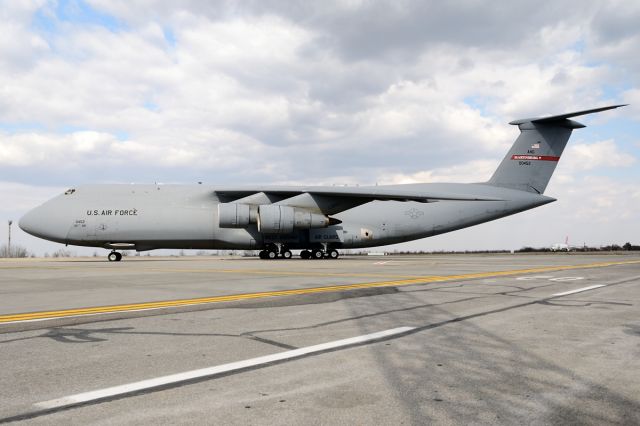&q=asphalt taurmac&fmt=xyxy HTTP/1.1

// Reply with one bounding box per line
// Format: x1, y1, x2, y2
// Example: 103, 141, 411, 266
1, 257, 638, 325
0, 253, 639, 424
